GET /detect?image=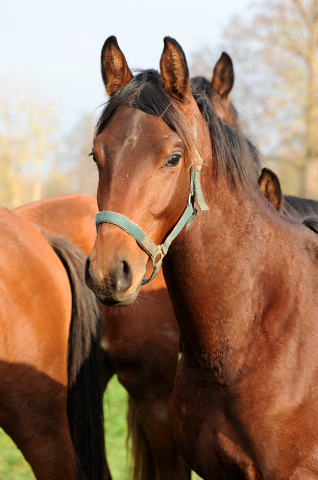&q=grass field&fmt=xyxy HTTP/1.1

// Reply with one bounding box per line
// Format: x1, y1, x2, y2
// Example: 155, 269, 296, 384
0, 375, 201, 479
